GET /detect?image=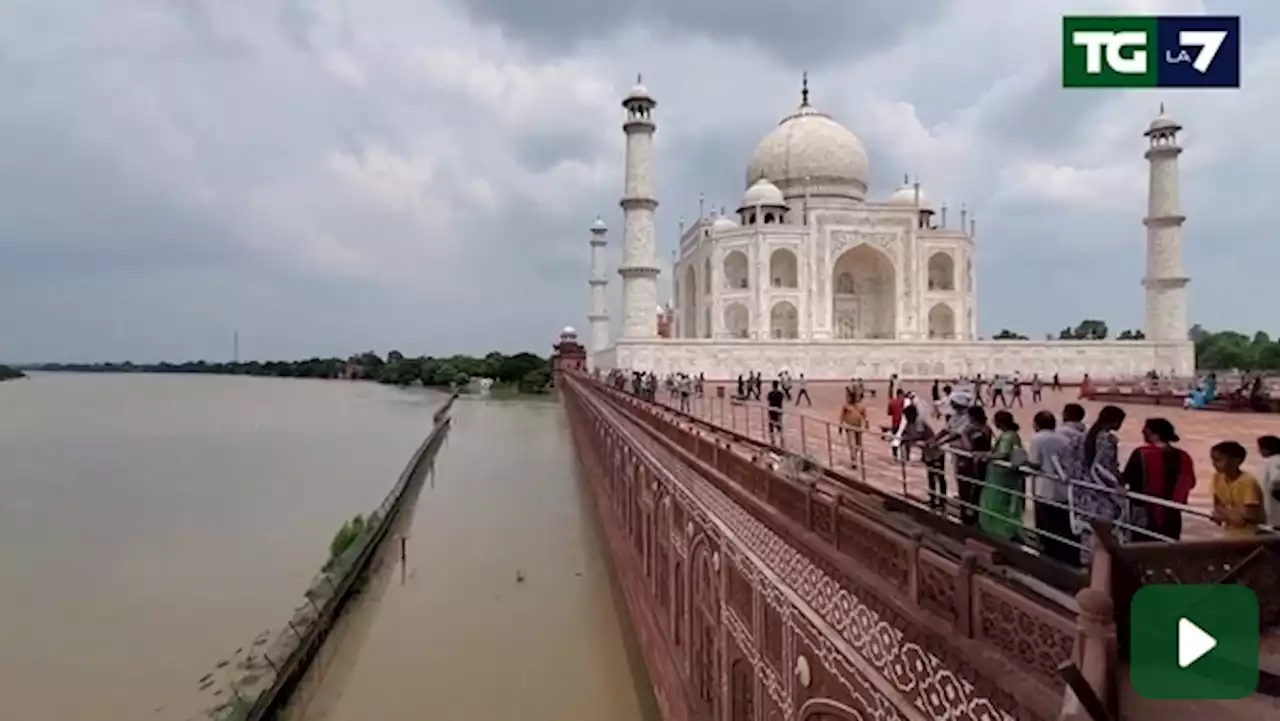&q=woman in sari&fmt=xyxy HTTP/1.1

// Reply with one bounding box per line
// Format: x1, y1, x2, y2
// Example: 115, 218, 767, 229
979, 410, 1027, 540
1121, 418, 1195, 541
1073, 405, 1128, 558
